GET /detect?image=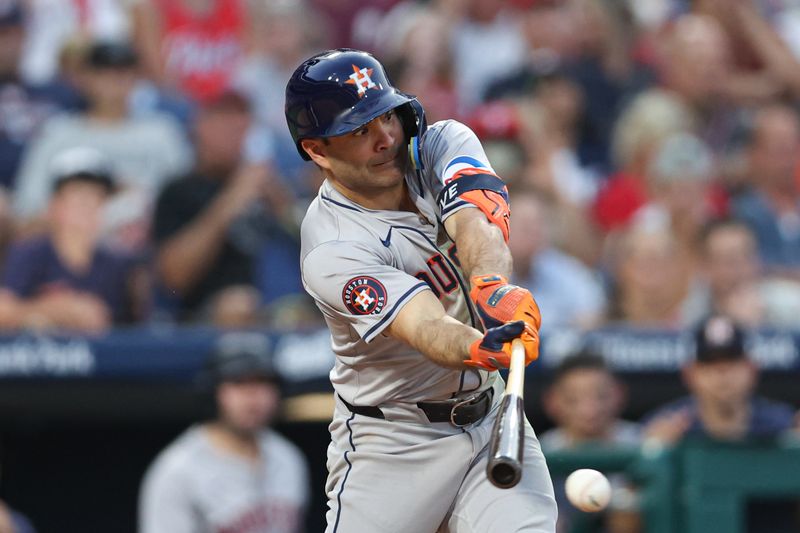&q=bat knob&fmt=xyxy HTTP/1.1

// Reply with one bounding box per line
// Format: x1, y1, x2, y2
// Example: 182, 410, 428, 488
489, 459, 522, 488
